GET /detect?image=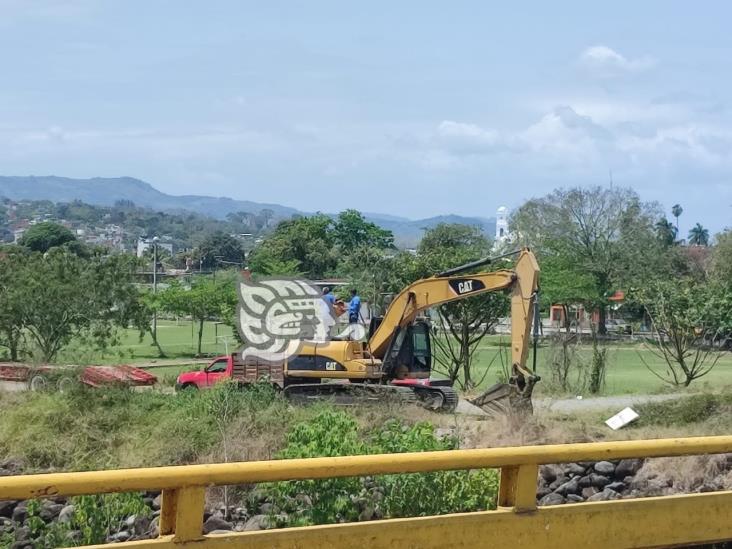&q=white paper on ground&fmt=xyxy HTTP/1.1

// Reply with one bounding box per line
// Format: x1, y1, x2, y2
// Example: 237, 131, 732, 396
605, 407, 639, 430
